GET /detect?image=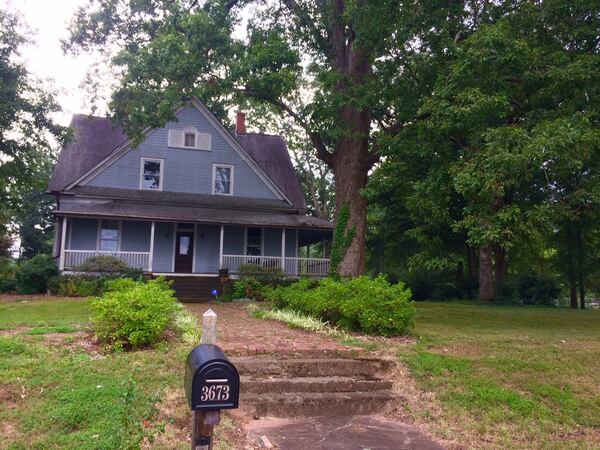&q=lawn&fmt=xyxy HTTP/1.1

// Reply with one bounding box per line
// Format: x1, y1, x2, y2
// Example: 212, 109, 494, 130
399, 302, 600, 449
0, 296, 242, 450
